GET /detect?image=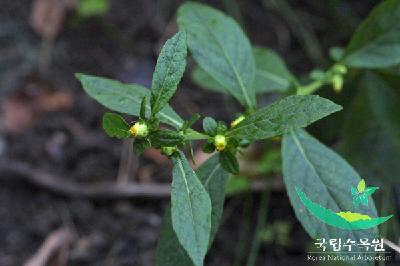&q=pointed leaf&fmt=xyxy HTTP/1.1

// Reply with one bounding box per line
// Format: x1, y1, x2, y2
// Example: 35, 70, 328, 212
76, 74, 183, 128
252, 47, 296, 93
132, 138, 150, 155
140, 96, 147, 119
191, 66, 227, 94
351, 186, 358, 196
102, 113, 130, 139
155, 154, 228, 266
203, 117, 217, 136
364, 187, 379, 197
282, 129, 378, 266
151, 31, 187, 114
178, 2, 256, 108
228, 95, 342, 142
191, 47, 296, 94
357, 179, 366, 193
339, 73, 400, 182
365, 73, 400, 147
170, 151, 212, 266
344, 0, 400, 68
219, 151, 239, 175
